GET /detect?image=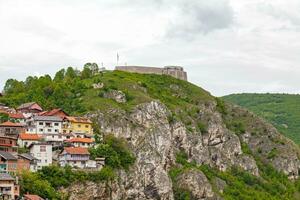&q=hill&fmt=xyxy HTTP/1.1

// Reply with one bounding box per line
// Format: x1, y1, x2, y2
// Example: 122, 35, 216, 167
223, 93, 300, 145
2, 67, 300, 200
